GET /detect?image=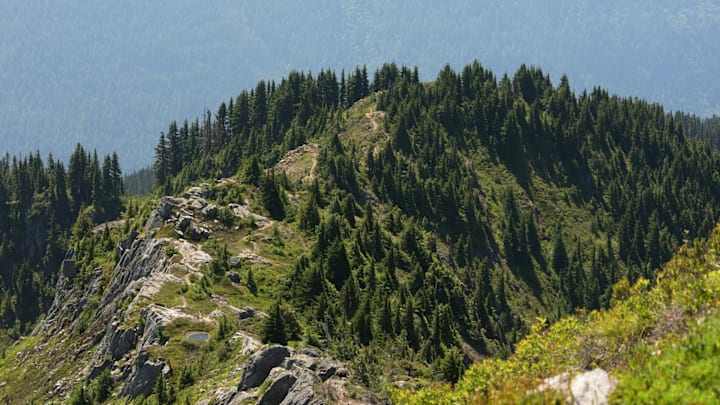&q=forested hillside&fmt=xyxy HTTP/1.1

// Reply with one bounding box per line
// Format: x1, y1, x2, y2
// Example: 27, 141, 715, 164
1, 61, 720, 402
2, 1, 719, 169
149, 61, 720, 369
0, 146, 122, 341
